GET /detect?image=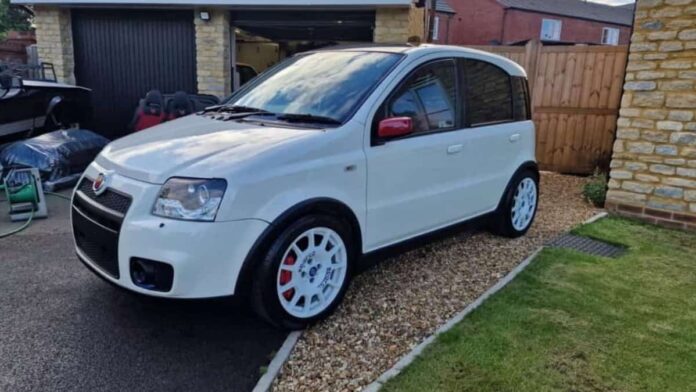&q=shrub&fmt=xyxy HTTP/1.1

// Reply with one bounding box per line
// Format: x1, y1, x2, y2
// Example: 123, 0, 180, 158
583, 172, 608, 208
